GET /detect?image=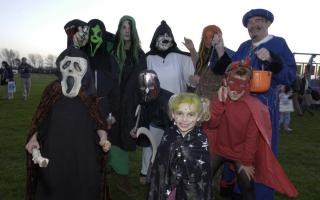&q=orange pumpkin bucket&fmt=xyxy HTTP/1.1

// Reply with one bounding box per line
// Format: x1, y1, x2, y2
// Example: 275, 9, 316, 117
250, 70, 272, 92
